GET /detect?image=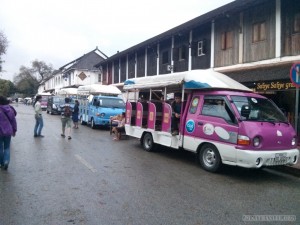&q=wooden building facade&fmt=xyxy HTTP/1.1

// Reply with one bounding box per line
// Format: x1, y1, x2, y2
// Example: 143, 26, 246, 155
96, 0, 300, 132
